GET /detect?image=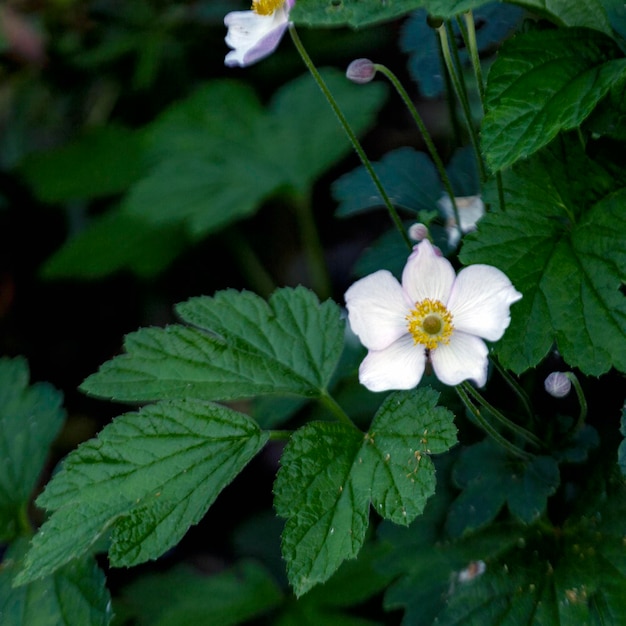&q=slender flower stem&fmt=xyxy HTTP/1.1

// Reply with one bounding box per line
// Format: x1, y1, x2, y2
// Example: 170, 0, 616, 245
461, 381, 543, 449
437, 23, 487, 183
373, 63, 461, 232
292, 193, 332, 300
320, 391, 361, 432
490, 357, 534, 423
288, 24, 412, 250
269, 430, 292, 441
564, 372, 588, 430
456, 384, 532, 460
